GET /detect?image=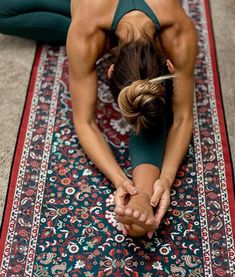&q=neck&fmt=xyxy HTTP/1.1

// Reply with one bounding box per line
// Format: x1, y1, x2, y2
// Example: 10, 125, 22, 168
115, 12, 155, 44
